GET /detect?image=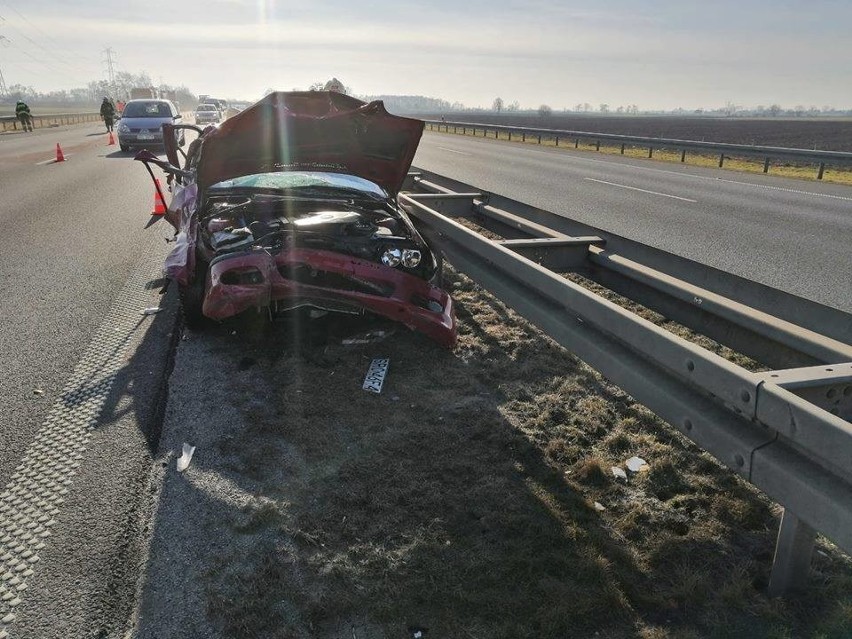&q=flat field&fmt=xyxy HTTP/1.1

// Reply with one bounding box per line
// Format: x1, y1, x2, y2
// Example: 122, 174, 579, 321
419, 113, 852, 152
